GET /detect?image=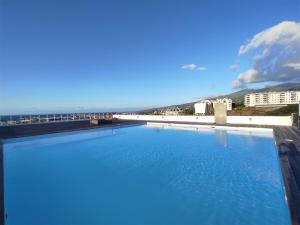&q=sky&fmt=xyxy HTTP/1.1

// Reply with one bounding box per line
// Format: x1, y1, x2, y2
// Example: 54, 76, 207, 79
1, 0, 300, 114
